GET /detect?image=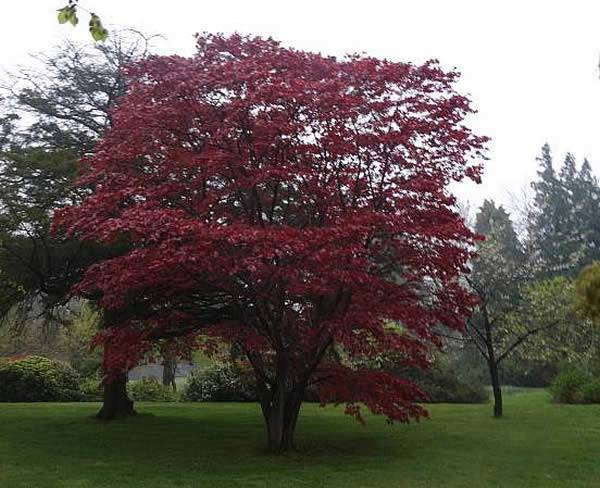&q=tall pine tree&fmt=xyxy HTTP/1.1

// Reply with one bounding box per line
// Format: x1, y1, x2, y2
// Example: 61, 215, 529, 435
528, 144, 600, 277
475, 199, 523, 260
574, 159, 600, 265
